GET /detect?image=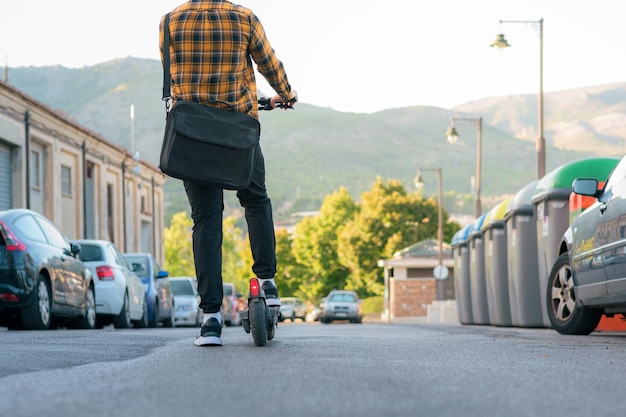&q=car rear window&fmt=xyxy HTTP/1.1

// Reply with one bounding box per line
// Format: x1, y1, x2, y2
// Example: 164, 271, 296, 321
170, 280, 194, 296
329, 293, 356, 303
78, 244, 104, 262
